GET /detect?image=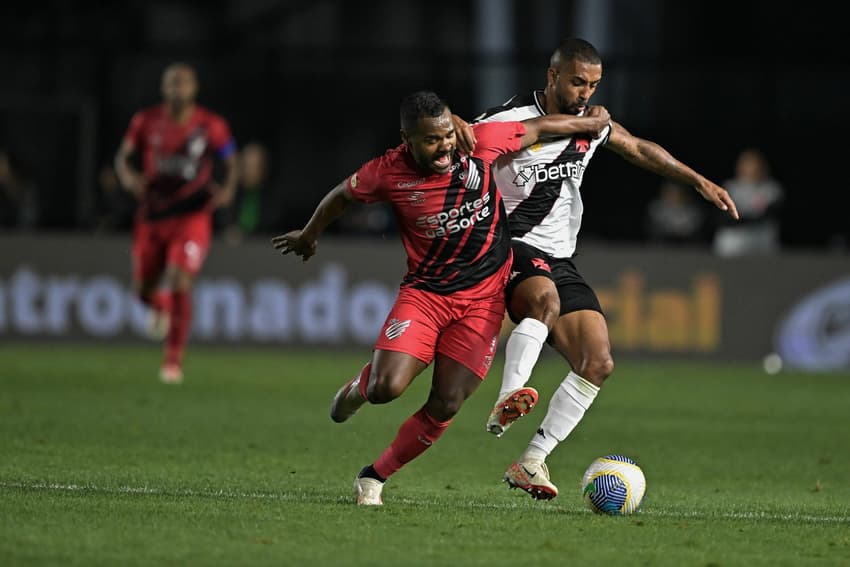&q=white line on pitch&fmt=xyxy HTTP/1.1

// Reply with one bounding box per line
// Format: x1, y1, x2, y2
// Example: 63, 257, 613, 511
1, 481, 848, 525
